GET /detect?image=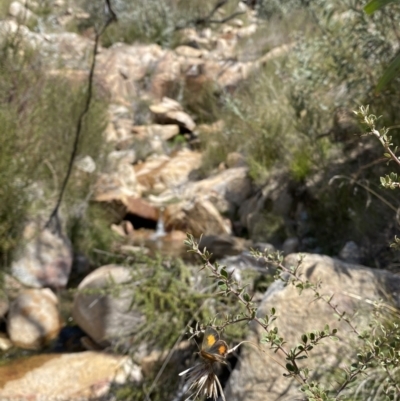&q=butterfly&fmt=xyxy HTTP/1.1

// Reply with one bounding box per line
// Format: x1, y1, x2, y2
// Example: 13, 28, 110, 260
199, 326, 228, 364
